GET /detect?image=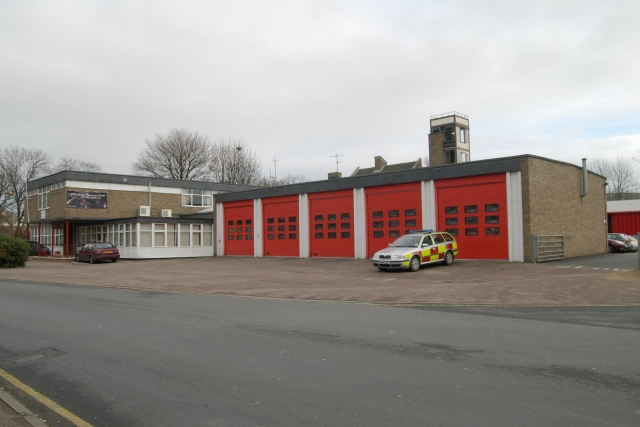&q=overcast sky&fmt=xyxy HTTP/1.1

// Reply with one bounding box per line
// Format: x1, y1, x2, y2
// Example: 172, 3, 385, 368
2, 0, 639, 181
